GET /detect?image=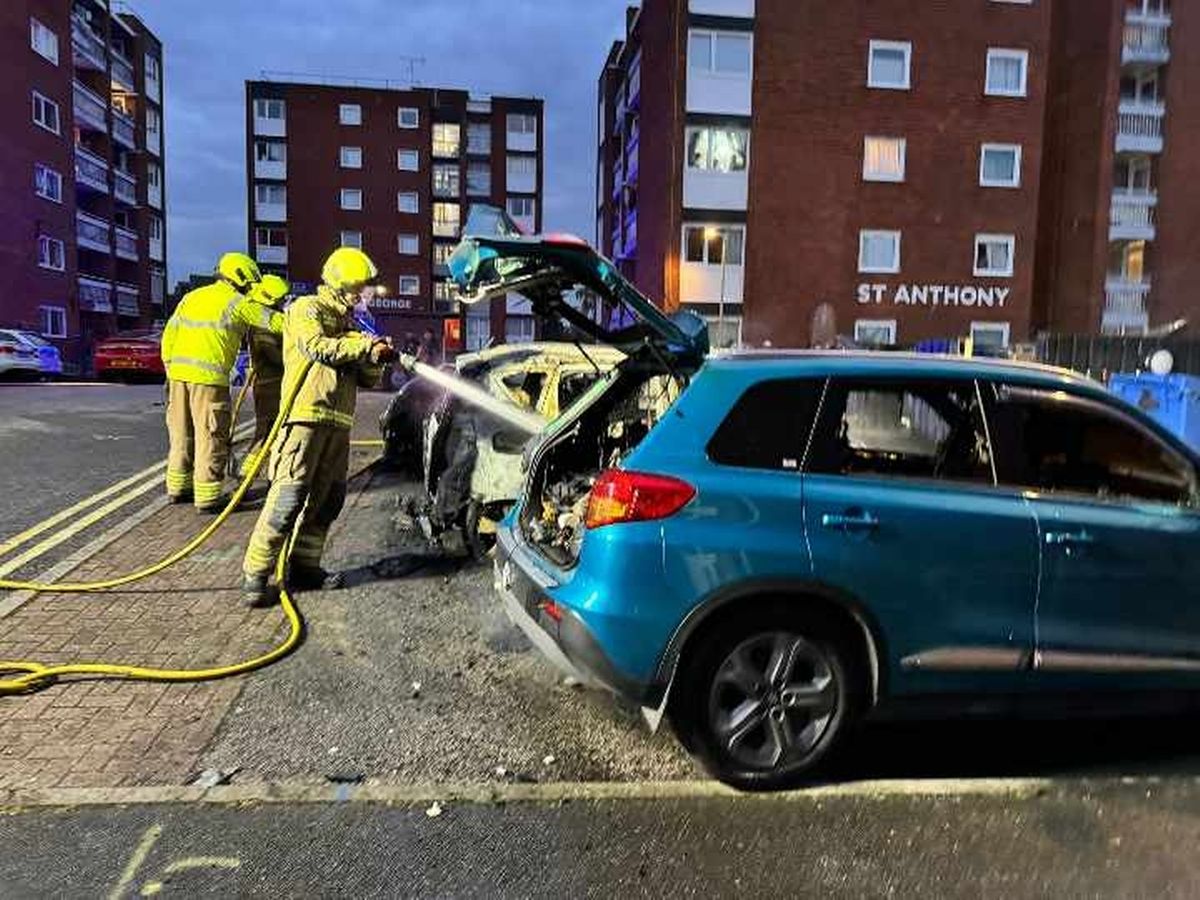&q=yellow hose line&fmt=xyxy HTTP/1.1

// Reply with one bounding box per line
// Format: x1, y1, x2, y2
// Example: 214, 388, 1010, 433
350, 439, 385, 448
